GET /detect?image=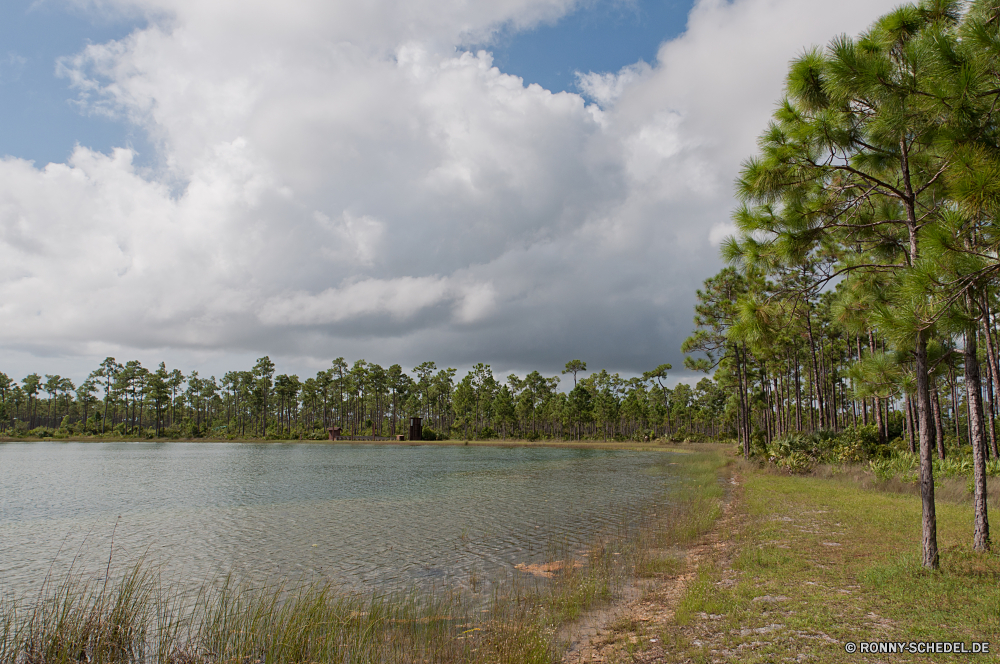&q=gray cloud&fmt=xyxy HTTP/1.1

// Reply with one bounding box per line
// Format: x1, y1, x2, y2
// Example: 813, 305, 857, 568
0, 0, 899, 383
